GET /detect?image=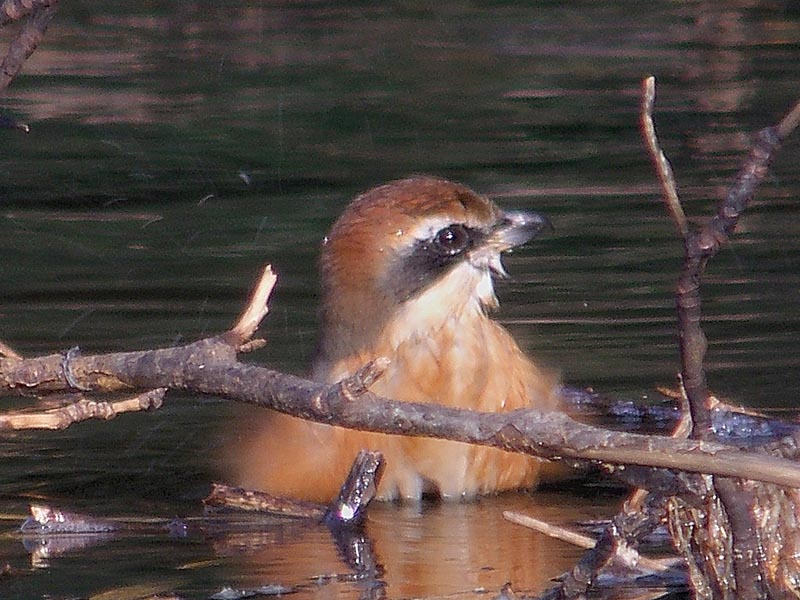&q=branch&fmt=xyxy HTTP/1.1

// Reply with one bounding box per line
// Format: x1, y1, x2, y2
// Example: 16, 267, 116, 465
204, 483, 327, 519
641, 76, 687, 238
0, 389, 165, 430
503, 510, 680, 575
204, 450, 384, 527
3, 336, 800, 489
0, 0, 58, 95
0, 339, 22, 360
643, 76, 787, 439
226, 265, 276, 350
776, 97, 800, 140
0, 0, 57, 26
642, 78, 800, 599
